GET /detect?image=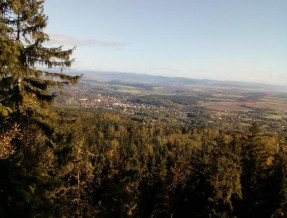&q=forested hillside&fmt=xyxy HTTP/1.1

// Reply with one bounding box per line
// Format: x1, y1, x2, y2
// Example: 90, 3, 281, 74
1, 108, 287, 217
1, 1, 287, 217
